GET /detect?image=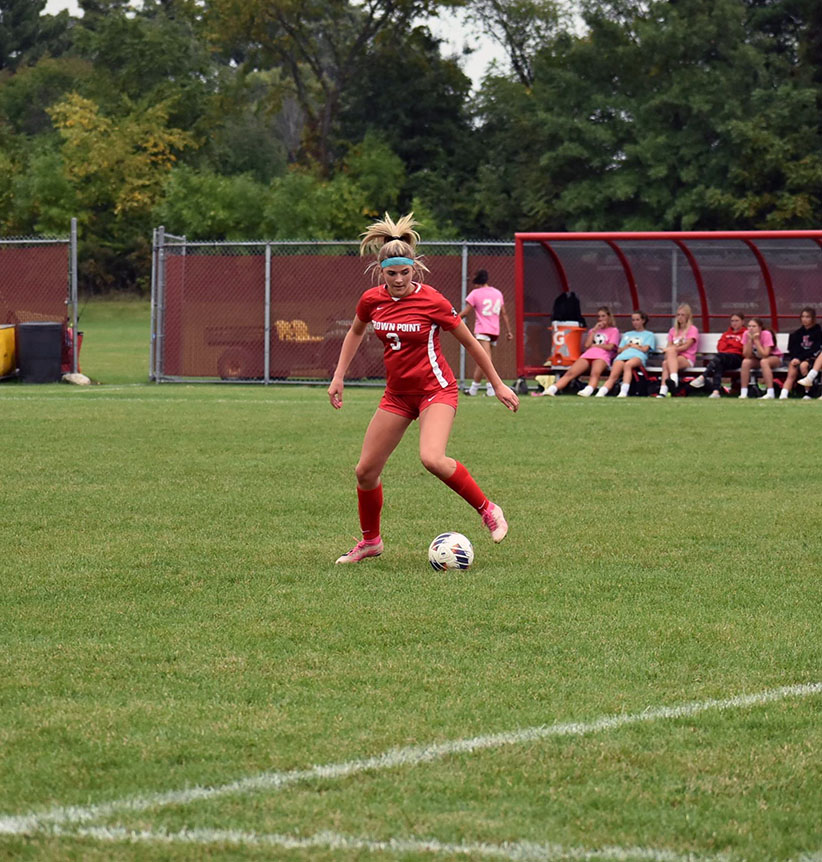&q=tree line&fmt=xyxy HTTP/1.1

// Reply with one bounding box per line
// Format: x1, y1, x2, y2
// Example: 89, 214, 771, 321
1, 0, 821, 292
